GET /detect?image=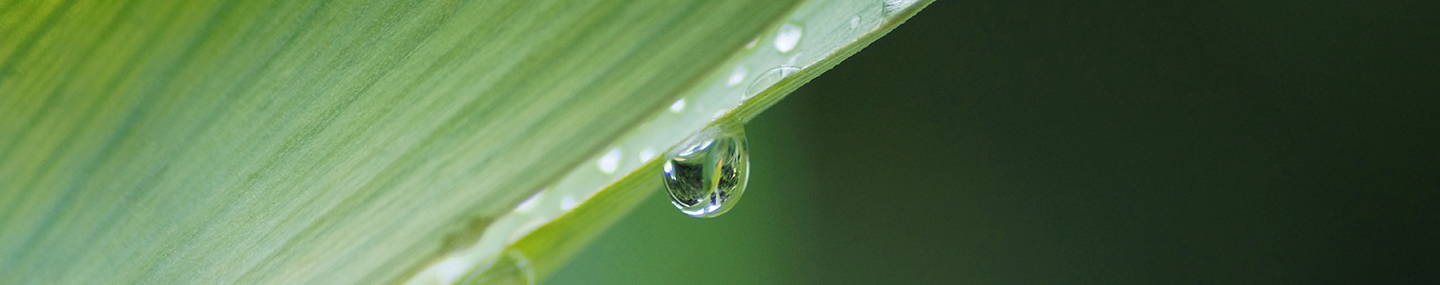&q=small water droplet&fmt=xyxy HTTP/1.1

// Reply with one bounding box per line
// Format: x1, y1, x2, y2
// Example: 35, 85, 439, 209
560, 195, 579, 211
639, 148, 657, 161
514, 190, 544, 213
460, 249, 534, 285
670, 98, 686, 113
434, 257, 472, 284
773, 23, 802, 53
727, 66, 748, 87
509, 218, 550, 243
597, 147, 622, 174
744, 36, 760, 49
883, 0, 919, 15
851, 16, 861, 29
744, 66, 800, 100
661, 121, 749, 218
